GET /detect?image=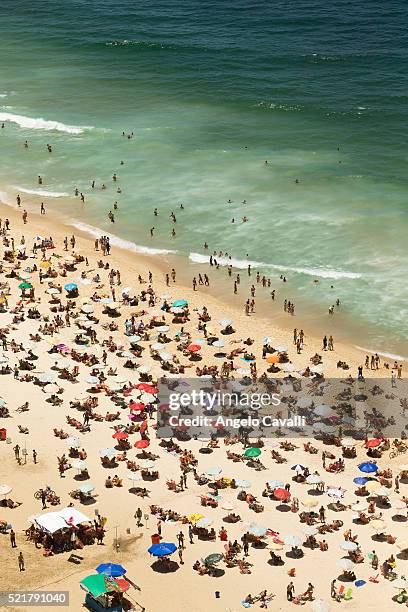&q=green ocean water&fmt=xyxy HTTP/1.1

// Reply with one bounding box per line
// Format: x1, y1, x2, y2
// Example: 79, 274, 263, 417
0, 0, 407, 356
